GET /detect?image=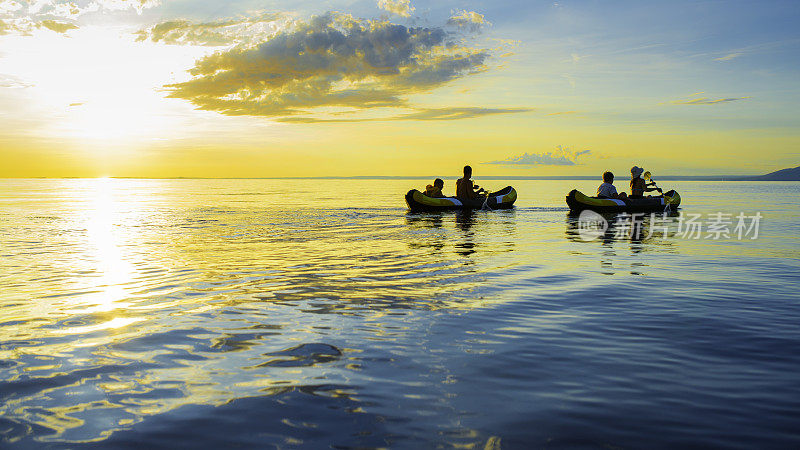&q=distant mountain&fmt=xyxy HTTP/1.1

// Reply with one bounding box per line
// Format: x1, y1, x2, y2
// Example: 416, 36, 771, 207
741, 166, 800, 181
